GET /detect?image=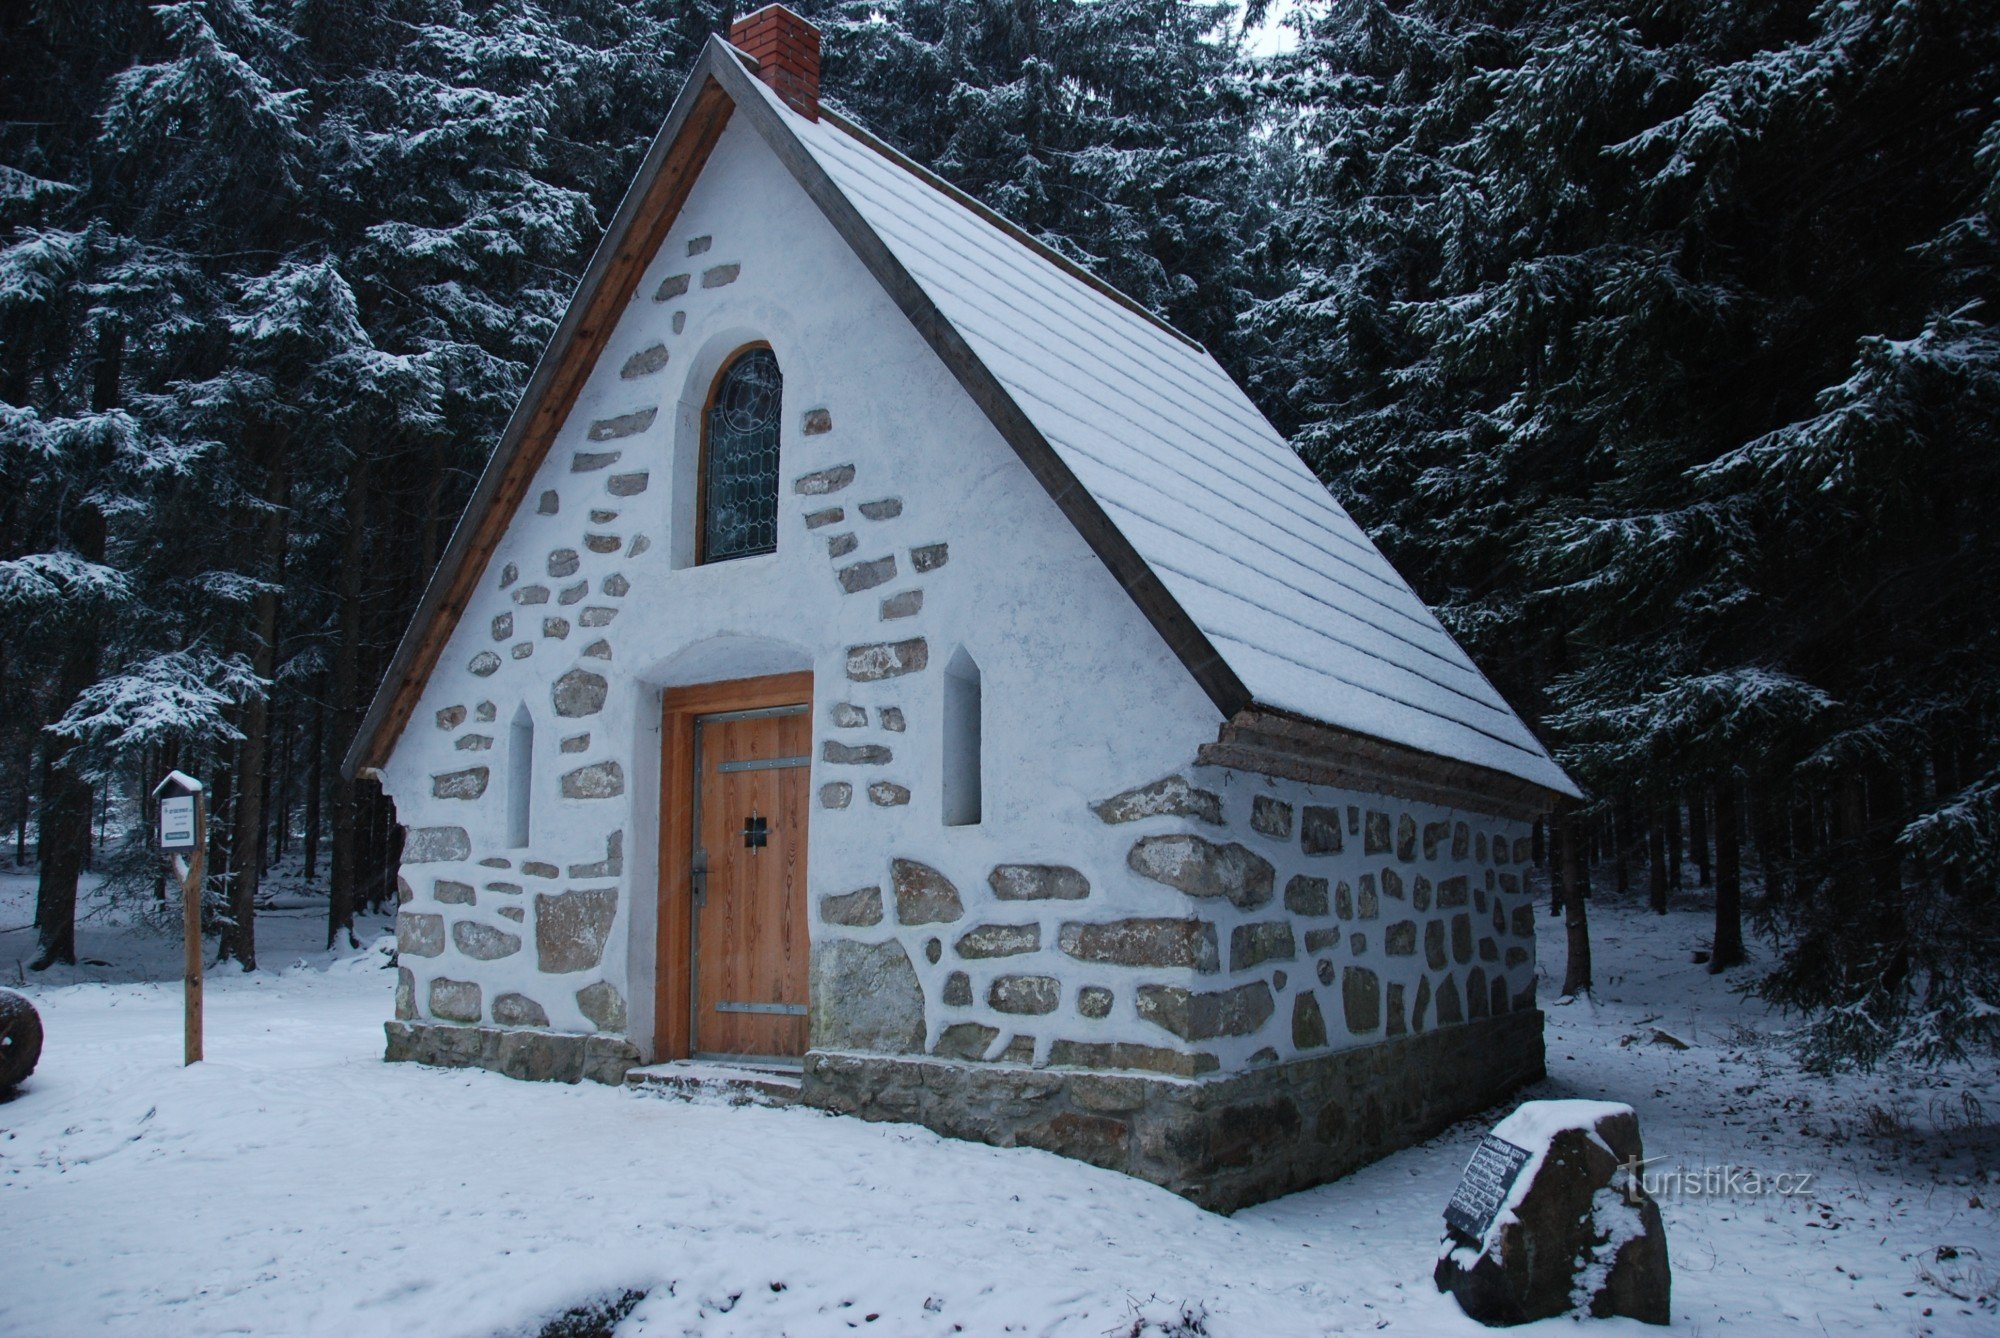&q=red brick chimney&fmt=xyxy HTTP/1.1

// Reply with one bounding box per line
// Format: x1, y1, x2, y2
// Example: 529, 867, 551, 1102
729, 5, 822, 122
